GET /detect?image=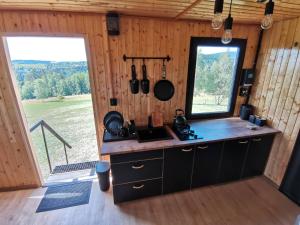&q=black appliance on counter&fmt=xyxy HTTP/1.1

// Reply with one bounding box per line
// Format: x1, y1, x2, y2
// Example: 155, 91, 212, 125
280, 130, 300, 205
172, 124, 202, 141
240, 104, 253, 120
172, 109, 202, 141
